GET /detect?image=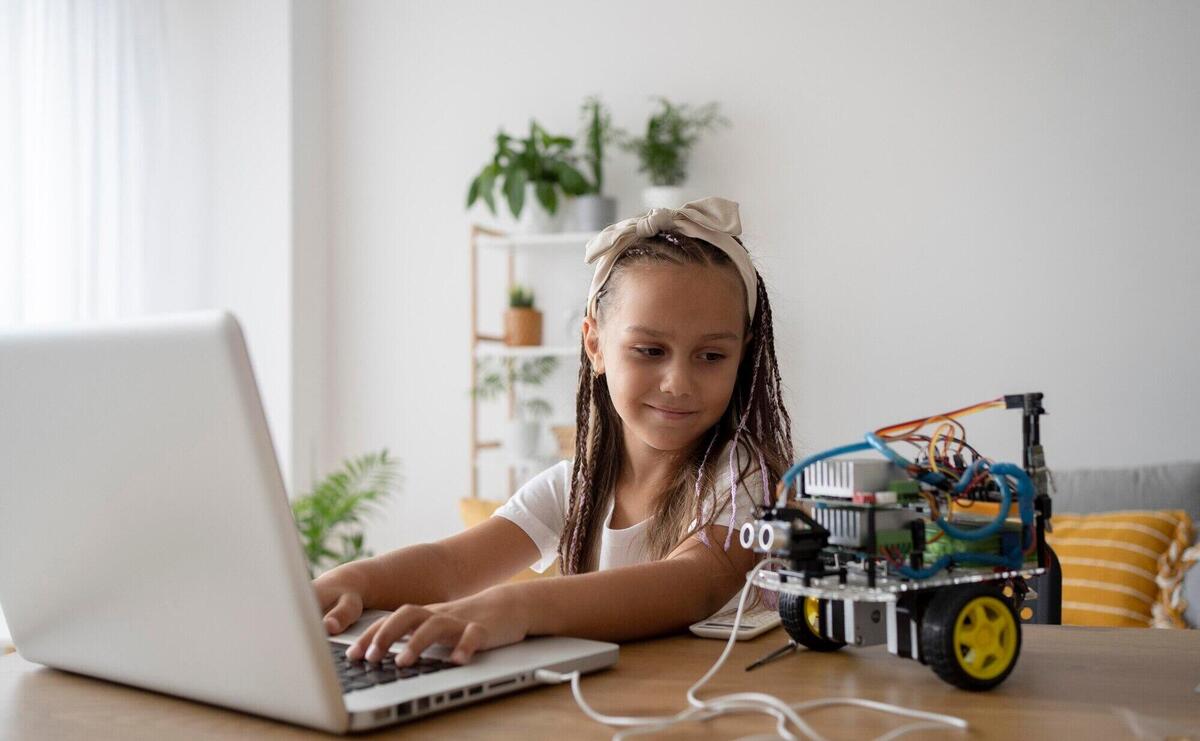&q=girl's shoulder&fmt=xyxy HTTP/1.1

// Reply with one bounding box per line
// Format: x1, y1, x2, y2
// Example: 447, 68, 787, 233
510, 458, 573, 504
